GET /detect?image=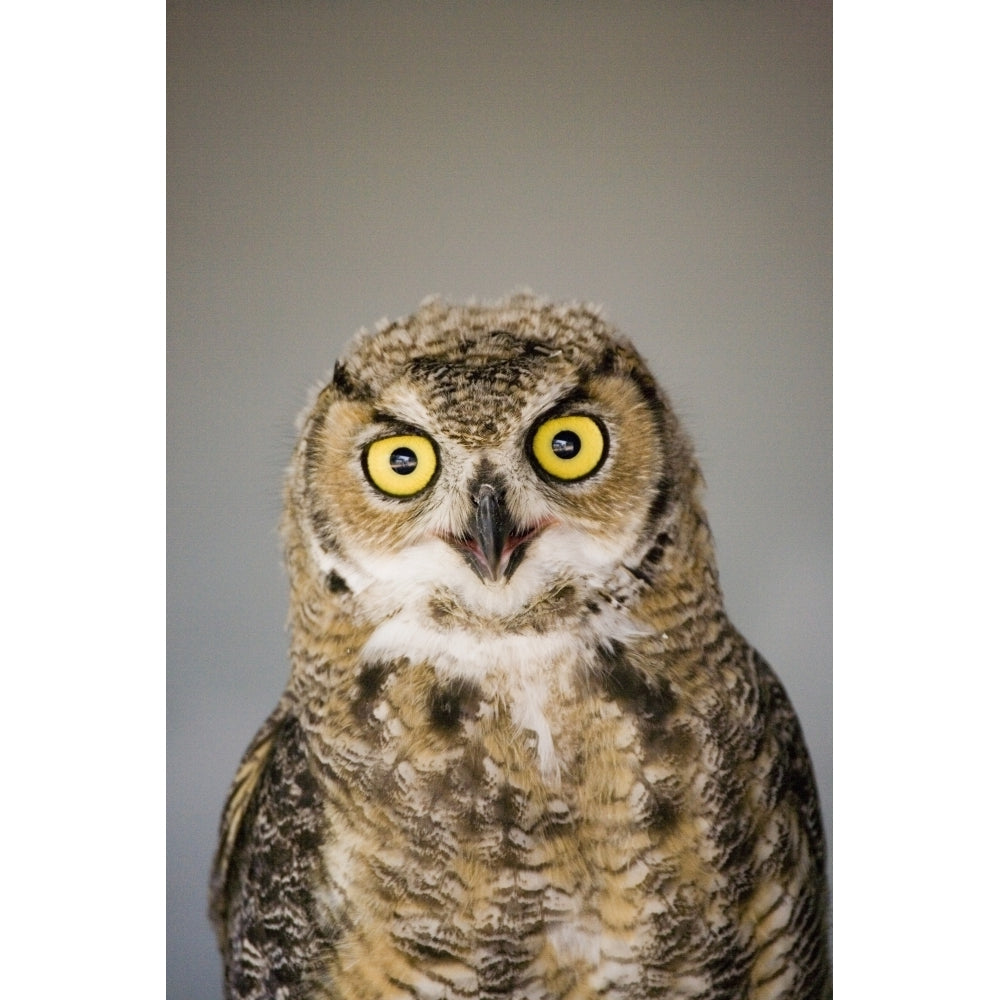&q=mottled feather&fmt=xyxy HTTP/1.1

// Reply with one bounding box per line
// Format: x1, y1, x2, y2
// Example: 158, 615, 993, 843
211, 294, 830, 999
